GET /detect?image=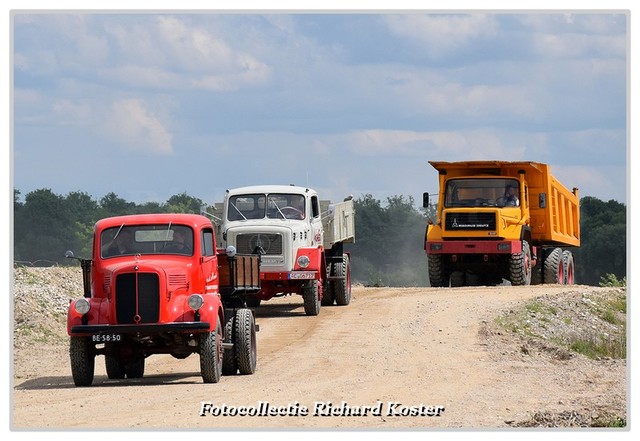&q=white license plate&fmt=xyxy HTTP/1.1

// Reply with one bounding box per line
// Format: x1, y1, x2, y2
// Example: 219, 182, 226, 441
289, 272, 315, 280
92, 334, 122, 343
